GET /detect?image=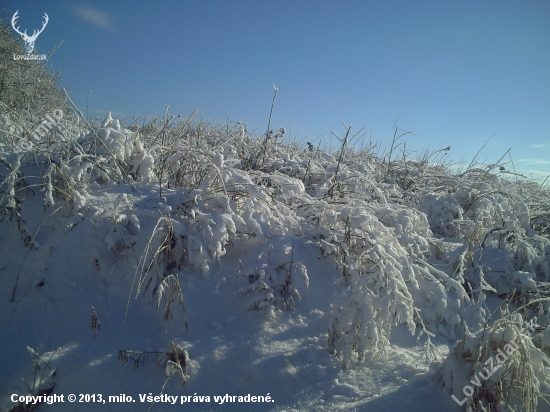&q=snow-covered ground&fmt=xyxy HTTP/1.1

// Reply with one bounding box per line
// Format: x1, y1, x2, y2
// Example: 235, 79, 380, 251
1, 112, 550, 412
